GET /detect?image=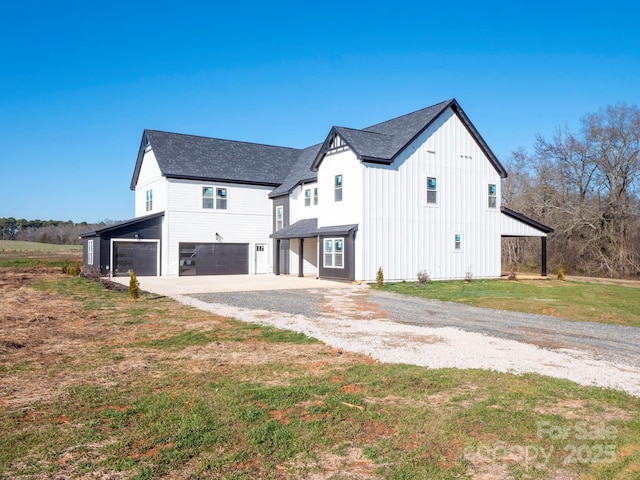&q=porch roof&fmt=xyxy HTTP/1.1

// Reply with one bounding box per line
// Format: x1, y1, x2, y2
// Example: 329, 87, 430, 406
270, 218, 358, 239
